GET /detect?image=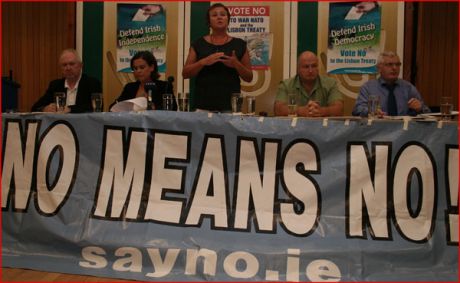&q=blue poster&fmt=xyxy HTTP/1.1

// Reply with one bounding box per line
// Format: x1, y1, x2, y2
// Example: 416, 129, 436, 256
246, 33, 270, 70
117, 4, 167, 73
327, 1, 381, 74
